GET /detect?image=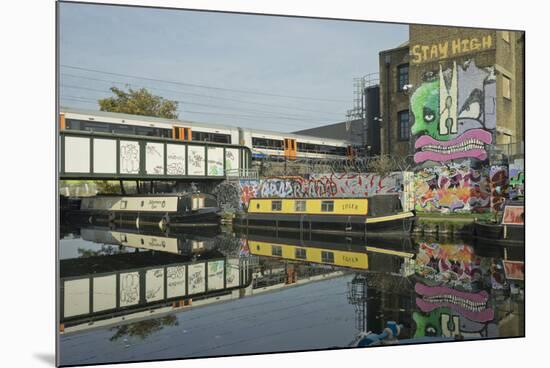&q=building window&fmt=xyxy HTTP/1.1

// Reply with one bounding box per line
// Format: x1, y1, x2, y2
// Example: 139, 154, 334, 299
503, 75, 512, 100
271, 200, 282, 211
398, 110, 410, 140
397, 64, 409, 91
321, 200, 334, 212
295, 248, 307, 260
295, 200, 306, 212
321, 251, 335, 263
502, 31, 510, 43
272, 245, 282, 257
